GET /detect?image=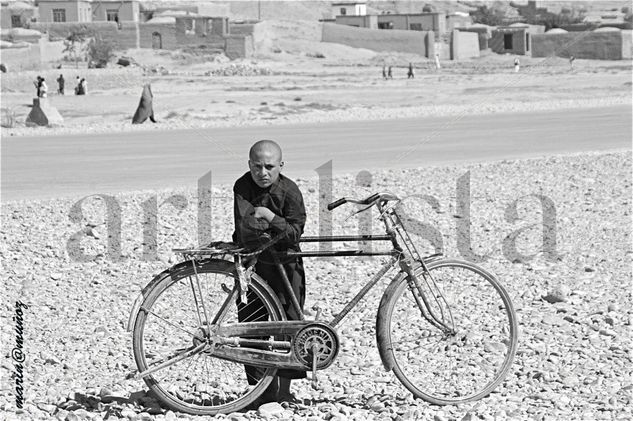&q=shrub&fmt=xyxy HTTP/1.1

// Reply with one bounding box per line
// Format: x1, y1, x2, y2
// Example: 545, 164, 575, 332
63, 28, 91, 68
87, 36, 115, 68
